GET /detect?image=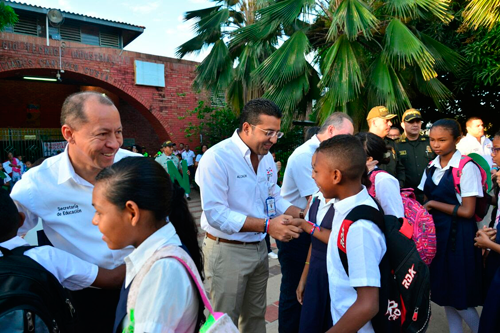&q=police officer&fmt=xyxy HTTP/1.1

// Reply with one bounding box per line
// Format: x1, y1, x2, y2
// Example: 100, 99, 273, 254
396, 108, 435, 203
367, 105, 398, 177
